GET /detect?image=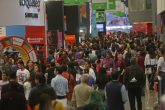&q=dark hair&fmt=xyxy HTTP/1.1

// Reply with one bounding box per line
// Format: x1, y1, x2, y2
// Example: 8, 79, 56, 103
130, 57, 137, 65
111, 71, 120, 80
39, 94, 52, 110
55, 66, 63, 74
35, 74, 46, 85
160, 48, 165, 55
8, 71, 17, 79
62, 65, 68, 71
18, 60, 24, 66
